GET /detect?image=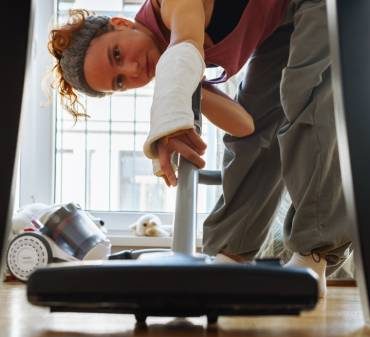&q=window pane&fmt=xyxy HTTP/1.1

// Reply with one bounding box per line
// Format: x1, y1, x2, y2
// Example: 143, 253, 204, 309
111, 94, 135, 121
55, 129, 87, 207
86, 122, 111, 210
119, 151, 177, 212
86, 96, 111, 122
